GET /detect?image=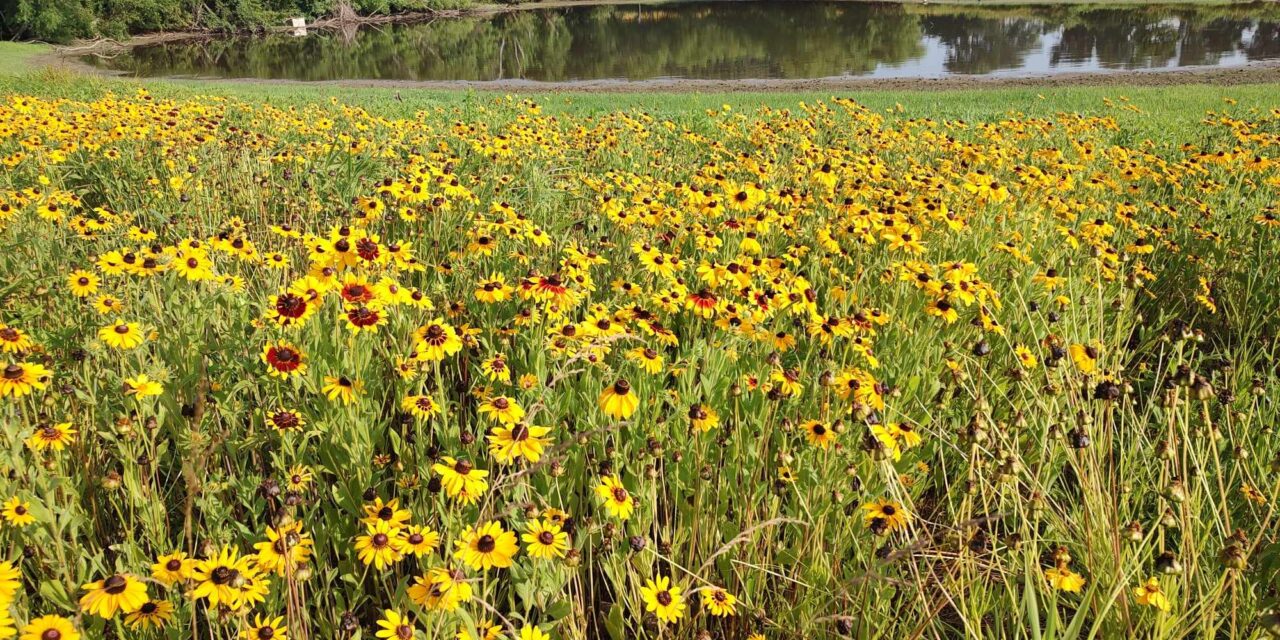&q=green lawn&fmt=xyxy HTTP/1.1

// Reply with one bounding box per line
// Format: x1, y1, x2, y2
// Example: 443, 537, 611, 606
0, 42, 51, 76
2, 65, 1277, 143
